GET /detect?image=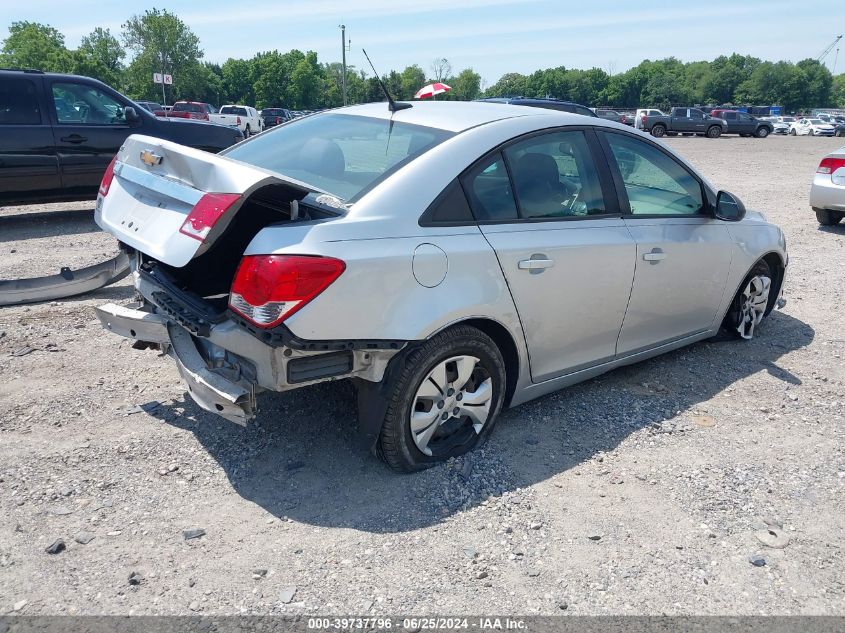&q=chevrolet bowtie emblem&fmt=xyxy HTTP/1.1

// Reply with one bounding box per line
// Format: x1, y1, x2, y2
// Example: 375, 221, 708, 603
140, 149, 163, 166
